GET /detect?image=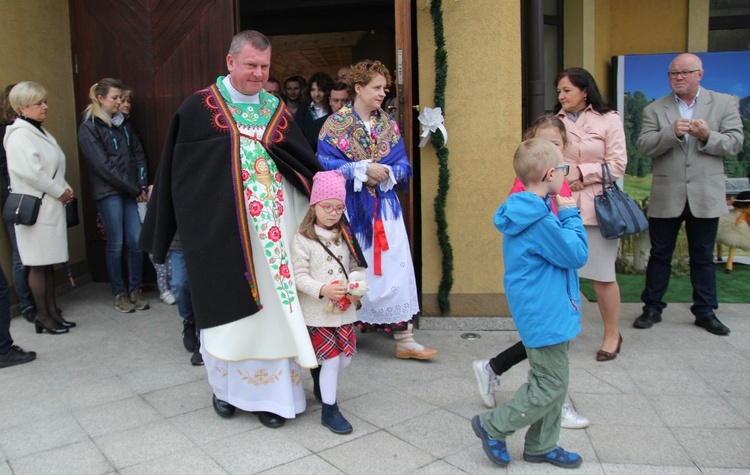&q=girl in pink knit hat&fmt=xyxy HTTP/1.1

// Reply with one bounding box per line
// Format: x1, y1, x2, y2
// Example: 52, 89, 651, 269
291, 170, 367, 435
